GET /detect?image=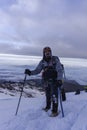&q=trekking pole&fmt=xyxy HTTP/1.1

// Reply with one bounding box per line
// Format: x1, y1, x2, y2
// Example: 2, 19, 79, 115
61, 64, 66, 80
15, 74, 27, 116
63, 69, 66, 80
58, 87, 64, 117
